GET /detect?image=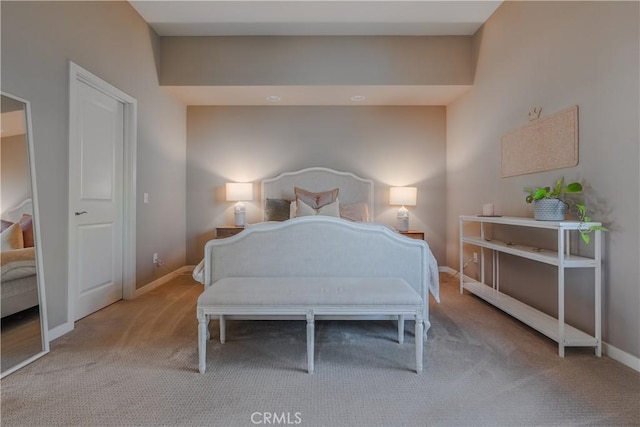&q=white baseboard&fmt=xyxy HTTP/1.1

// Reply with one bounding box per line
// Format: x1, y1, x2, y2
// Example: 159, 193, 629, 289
182, 265, 196, 273
48, 321, 74, 342
445, 266, 640, 373
134, 265, 195, 298
602, 342, 640, 372
438, 266, 457, 275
